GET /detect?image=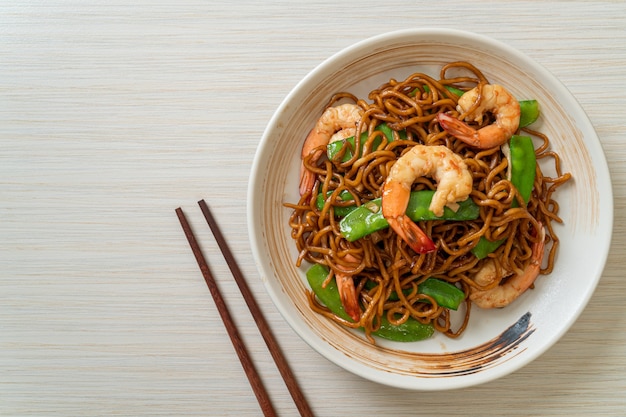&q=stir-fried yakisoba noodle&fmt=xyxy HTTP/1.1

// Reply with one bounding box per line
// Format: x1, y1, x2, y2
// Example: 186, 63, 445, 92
285, 61, 572, 343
